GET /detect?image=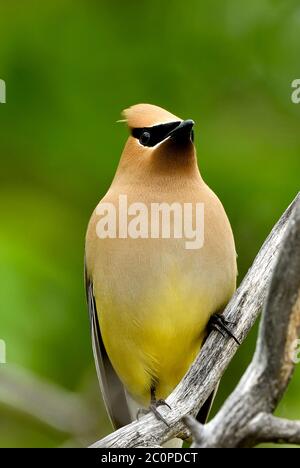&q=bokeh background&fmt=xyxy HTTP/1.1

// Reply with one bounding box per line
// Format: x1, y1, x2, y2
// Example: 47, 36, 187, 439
0, 0, 299, 448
